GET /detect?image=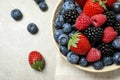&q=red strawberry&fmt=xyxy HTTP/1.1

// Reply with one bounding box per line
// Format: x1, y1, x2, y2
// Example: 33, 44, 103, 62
87, 48, 101, 62
68, 32, 91, 55
75, 13, 91, 31
76, 0, 87, 8
91, 14, 107, 27
102, 0, 117, 7
28, 51, 45, 71
107, 0, 117, 7
83, 0, 106, 17
102, 26, 118, 43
